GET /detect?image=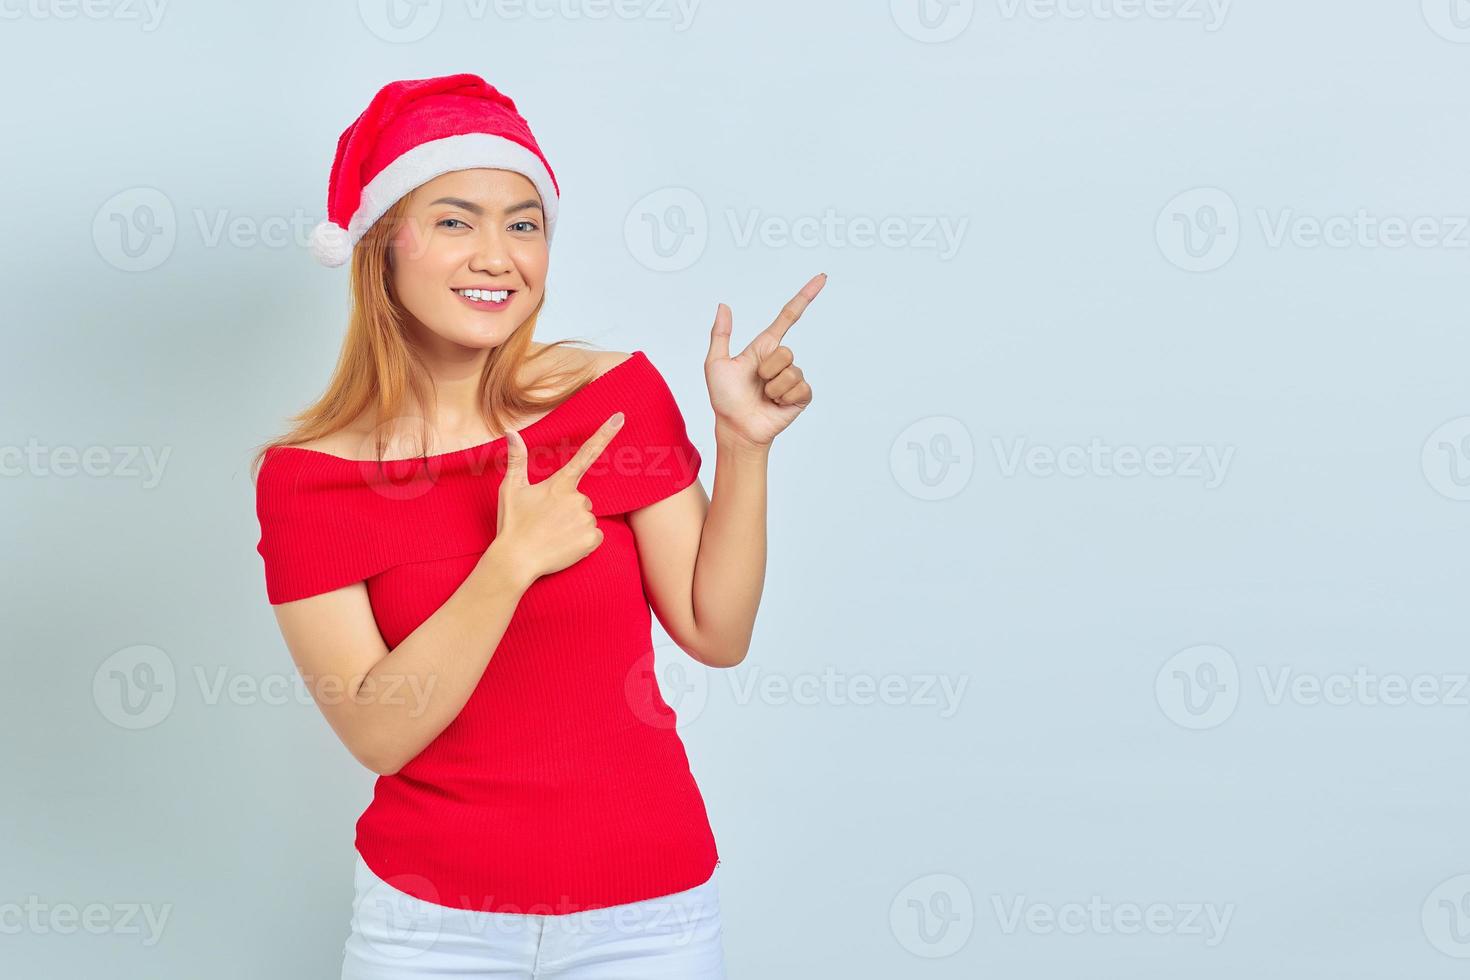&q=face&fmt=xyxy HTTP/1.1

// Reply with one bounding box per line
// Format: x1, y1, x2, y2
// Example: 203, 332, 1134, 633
387, 168, 548, 351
